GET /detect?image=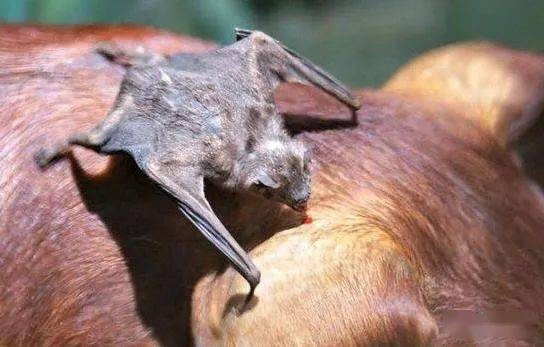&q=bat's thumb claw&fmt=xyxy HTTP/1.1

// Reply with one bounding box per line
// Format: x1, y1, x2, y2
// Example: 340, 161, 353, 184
244, 268, 261, 303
